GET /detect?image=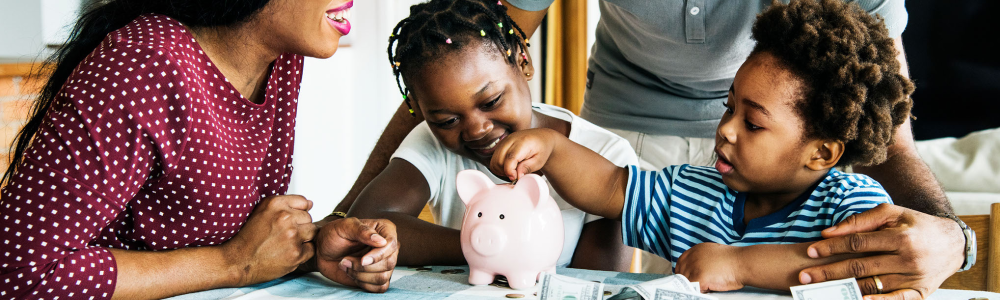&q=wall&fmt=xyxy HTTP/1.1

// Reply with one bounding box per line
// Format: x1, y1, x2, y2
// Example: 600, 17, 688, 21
0, 64, 43, 180
0, 0, 80, 59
